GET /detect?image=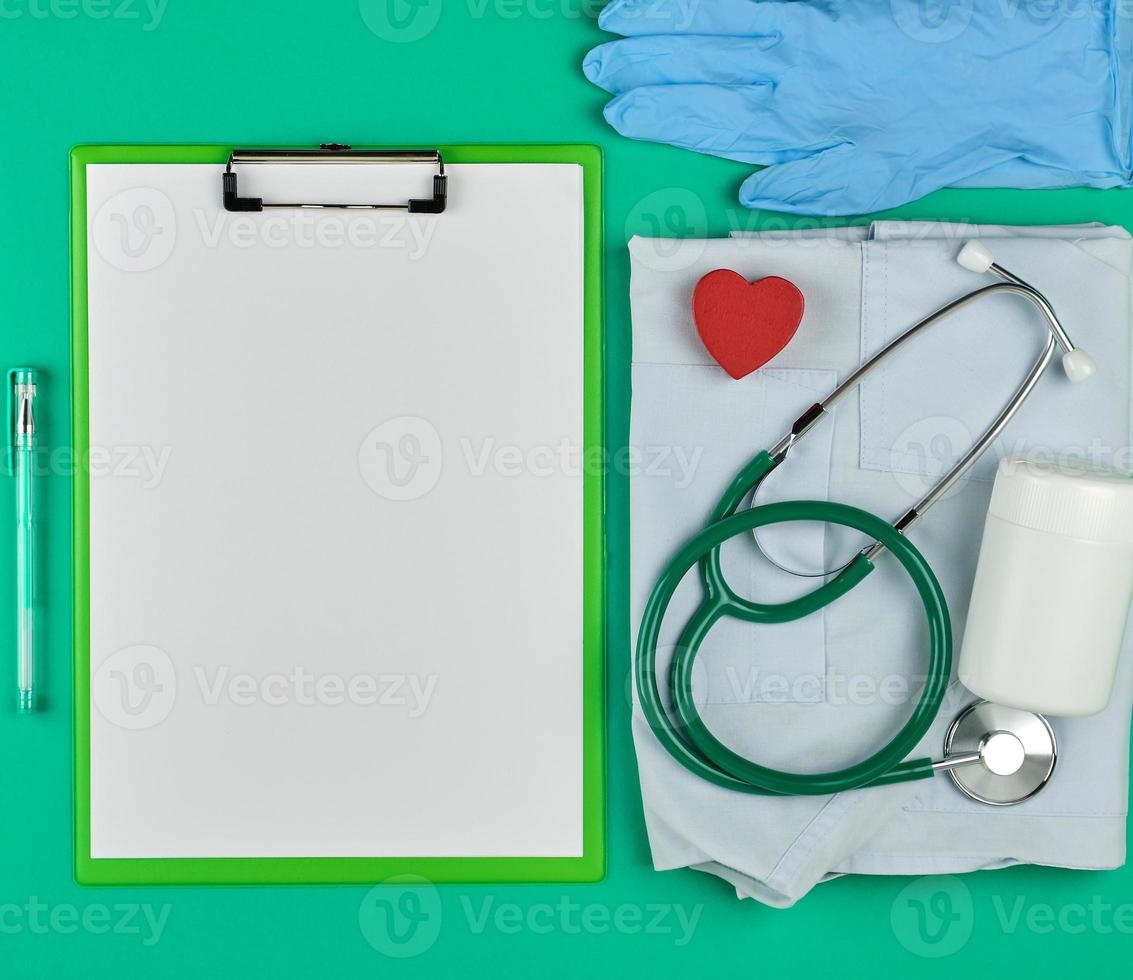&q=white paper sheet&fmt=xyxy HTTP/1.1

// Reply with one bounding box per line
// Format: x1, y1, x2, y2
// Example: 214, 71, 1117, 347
85, 162, 584, 858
